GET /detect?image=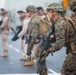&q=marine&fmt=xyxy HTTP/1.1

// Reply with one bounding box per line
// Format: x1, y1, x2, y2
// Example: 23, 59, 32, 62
40, 3, 76, 75
25, 4, 53, 75
0, 8, 12, 57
